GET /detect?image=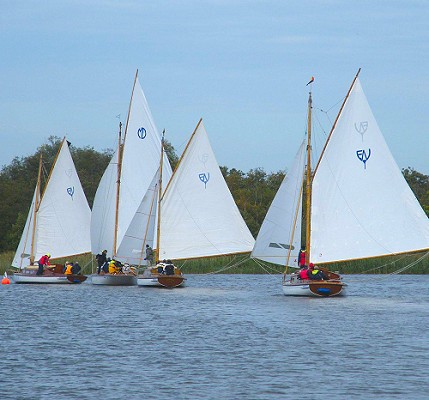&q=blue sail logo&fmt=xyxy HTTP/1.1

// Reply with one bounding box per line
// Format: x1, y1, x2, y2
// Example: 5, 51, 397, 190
356, 149, 371, 169
137, 127, 147, 139
67, 186, 75, 199
199, 173, 210, 188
